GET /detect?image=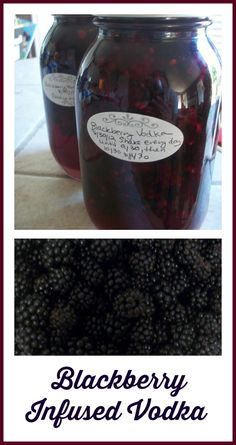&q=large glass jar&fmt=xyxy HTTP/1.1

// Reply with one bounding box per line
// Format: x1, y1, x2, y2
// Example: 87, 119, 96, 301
40, 15, 97, 179
75, 15, 221, 229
